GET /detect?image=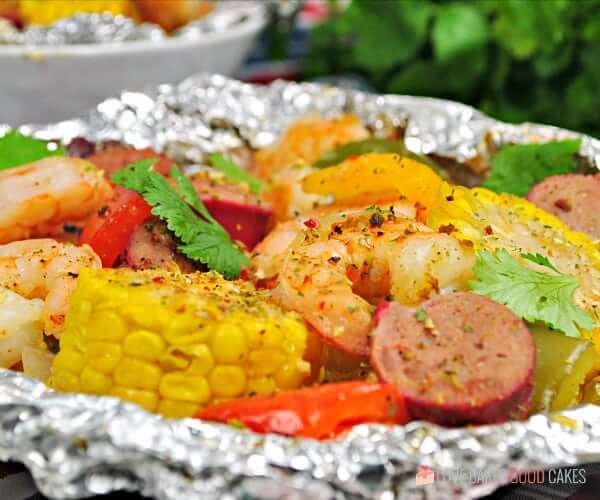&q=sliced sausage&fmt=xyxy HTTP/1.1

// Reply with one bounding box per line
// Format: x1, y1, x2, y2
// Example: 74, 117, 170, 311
371, 292, 535, 426
527, 174, 600, 239
125, 218, 196, 272
87, 145, 173, 178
